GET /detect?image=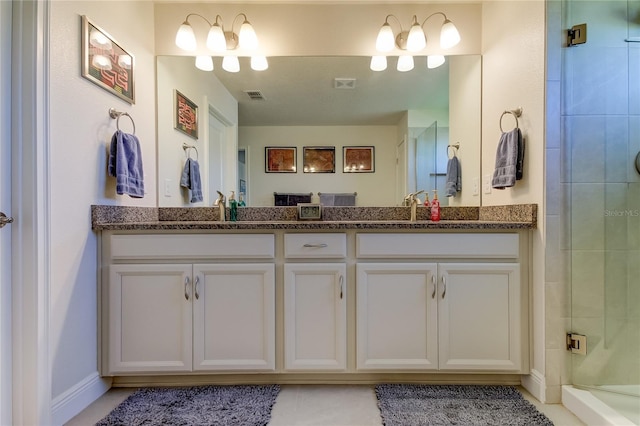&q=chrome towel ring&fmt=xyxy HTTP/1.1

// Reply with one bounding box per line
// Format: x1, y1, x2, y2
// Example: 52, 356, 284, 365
499, 107, 523, 132
109, 108, 136, 135
183, 142, 199, 161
